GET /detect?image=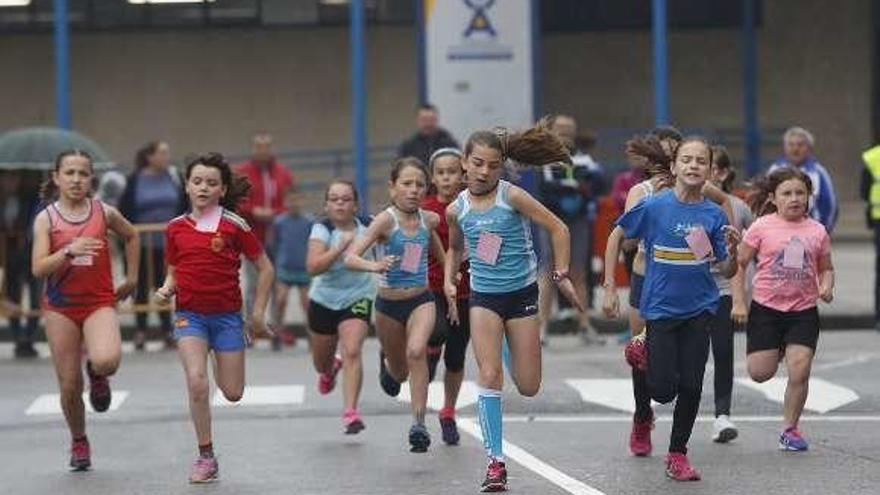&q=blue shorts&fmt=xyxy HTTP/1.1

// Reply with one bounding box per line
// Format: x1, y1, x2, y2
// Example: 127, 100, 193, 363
375, 291, 434, 325
277, 269, 310, 288
470, 283, 539, 321
173, 310, 247, 352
